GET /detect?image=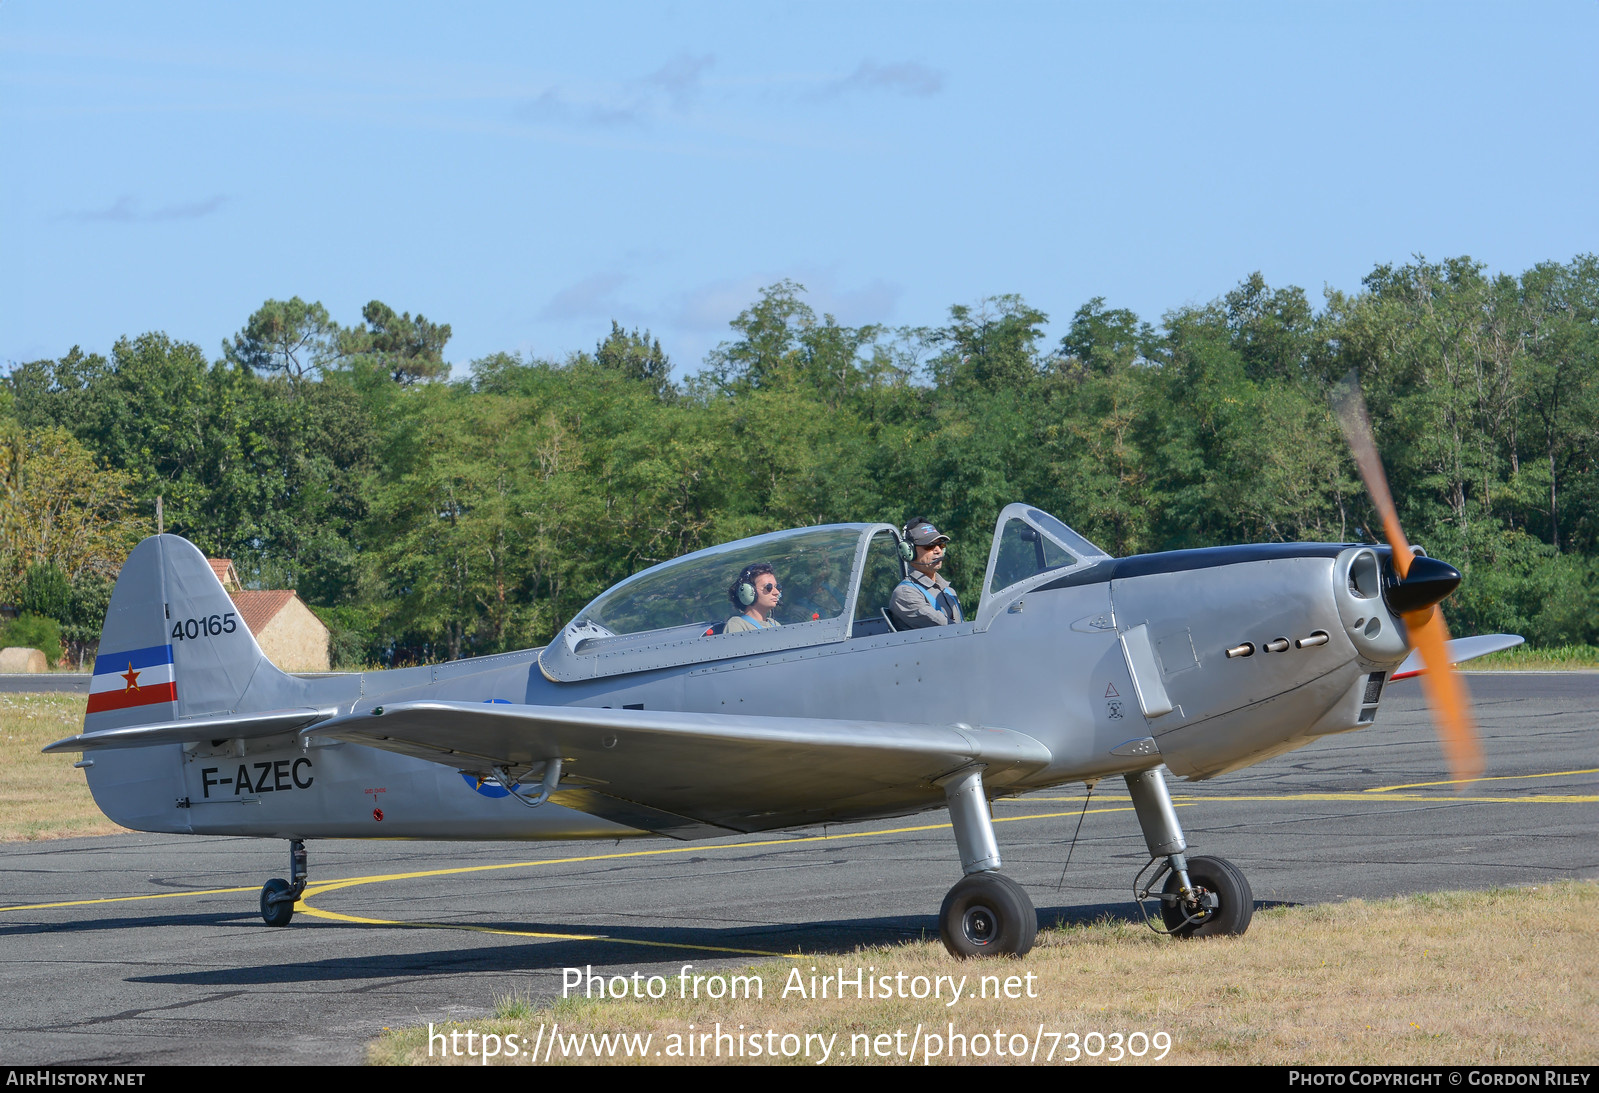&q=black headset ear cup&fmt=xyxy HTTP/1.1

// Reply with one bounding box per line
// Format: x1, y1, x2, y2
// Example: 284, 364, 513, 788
737, 581, 756, 606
